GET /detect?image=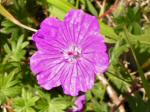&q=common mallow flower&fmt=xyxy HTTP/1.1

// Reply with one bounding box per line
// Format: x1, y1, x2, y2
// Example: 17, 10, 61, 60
30, 9, 109, 96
